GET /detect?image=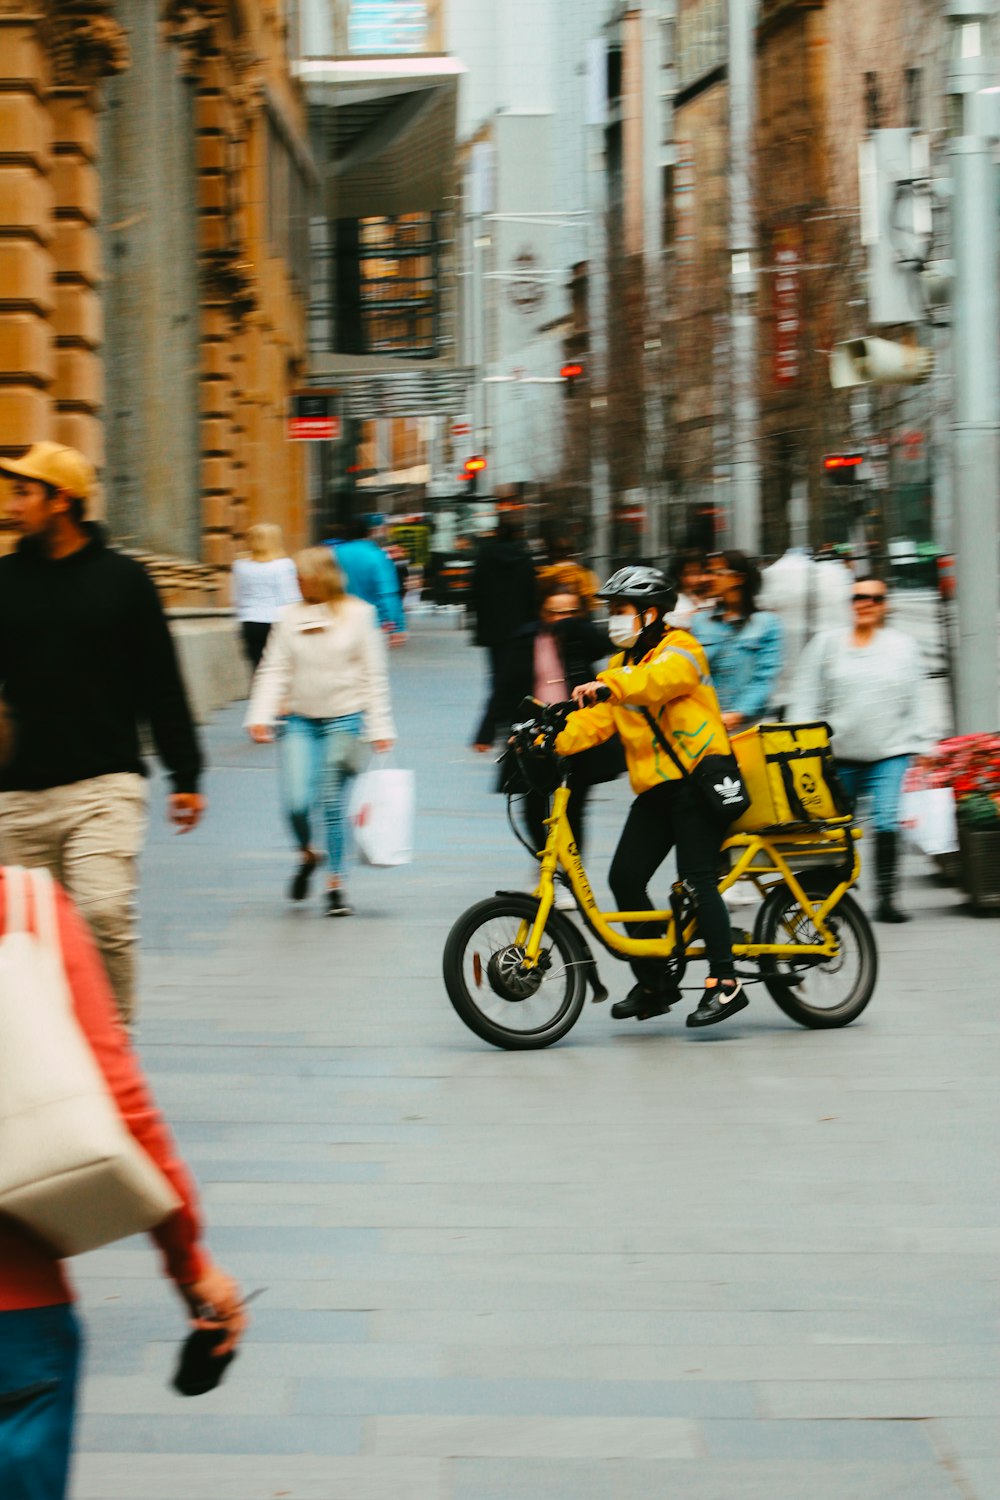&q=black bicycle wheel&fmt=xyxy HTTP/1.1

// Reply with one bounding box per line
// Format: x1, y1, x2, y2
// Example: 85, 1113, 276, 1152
754, 873, 878, 1029
443, 894, 588, 1050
